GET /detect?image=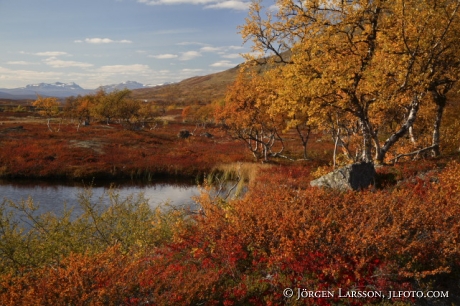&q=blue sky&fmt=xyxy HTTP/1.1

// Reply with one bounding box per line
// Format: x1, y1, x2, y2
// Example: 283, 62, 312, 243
0, 0, 255, 89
